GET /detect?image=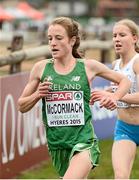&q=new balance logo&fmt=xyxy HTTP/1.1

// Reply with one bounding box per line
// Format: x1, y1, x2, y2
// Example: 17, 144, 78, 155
71, 76, 80, 81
